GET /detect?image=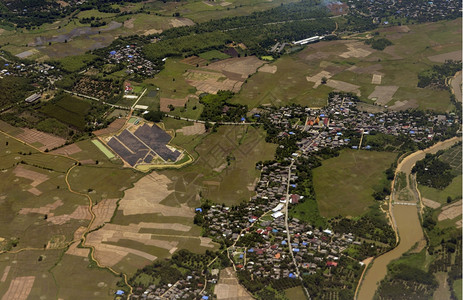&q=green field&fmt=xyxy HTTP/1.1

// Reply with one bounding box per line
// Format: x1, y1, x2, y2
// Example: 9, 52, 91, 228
284, 286, 306, 300
40, 95, 93, 130
313, 150, 397, 218
454, 279, 462, 300
144, 58, 196, 99
56, 53, 98, 72
419, 175, 462, 204
92, 139, 116, 159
